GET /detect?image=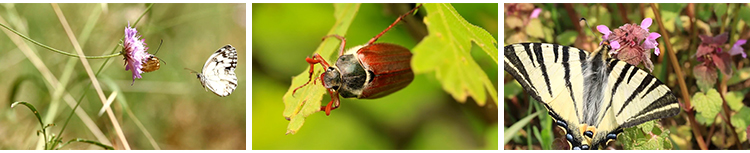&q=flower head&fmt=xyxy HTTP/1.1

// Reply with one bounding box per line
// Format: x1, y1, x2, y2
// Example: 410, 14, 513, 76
597, 18, 661, 72
693, 33, 747, 92
122, 23, 151, 85
729, 39, 747, 58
